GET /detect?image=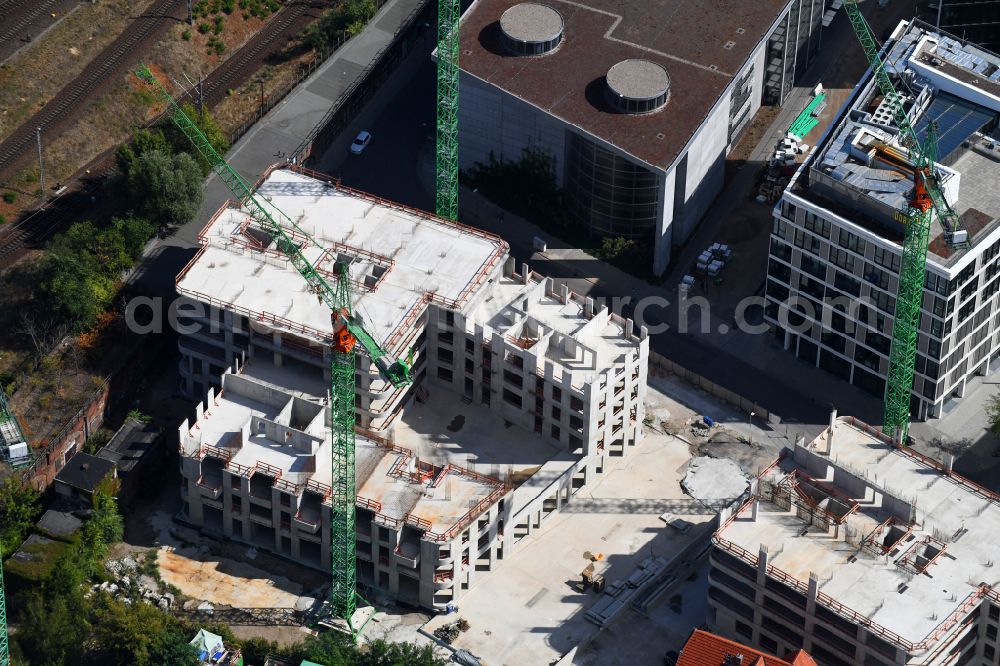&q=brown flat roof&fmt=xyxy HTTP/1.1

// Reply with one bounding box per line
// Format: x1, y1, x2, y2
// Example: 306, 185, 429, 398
460, 0, 789, 168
